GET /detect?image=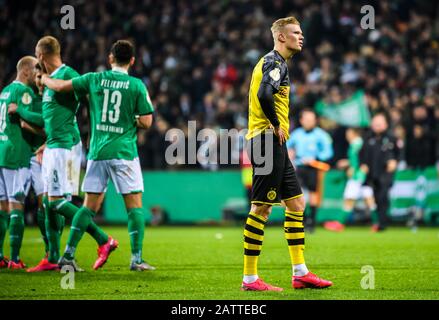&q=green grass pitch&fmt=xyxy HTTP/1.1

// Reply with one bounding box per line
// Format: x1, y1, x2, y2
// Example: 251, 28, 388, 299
1, 226, 438, 300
